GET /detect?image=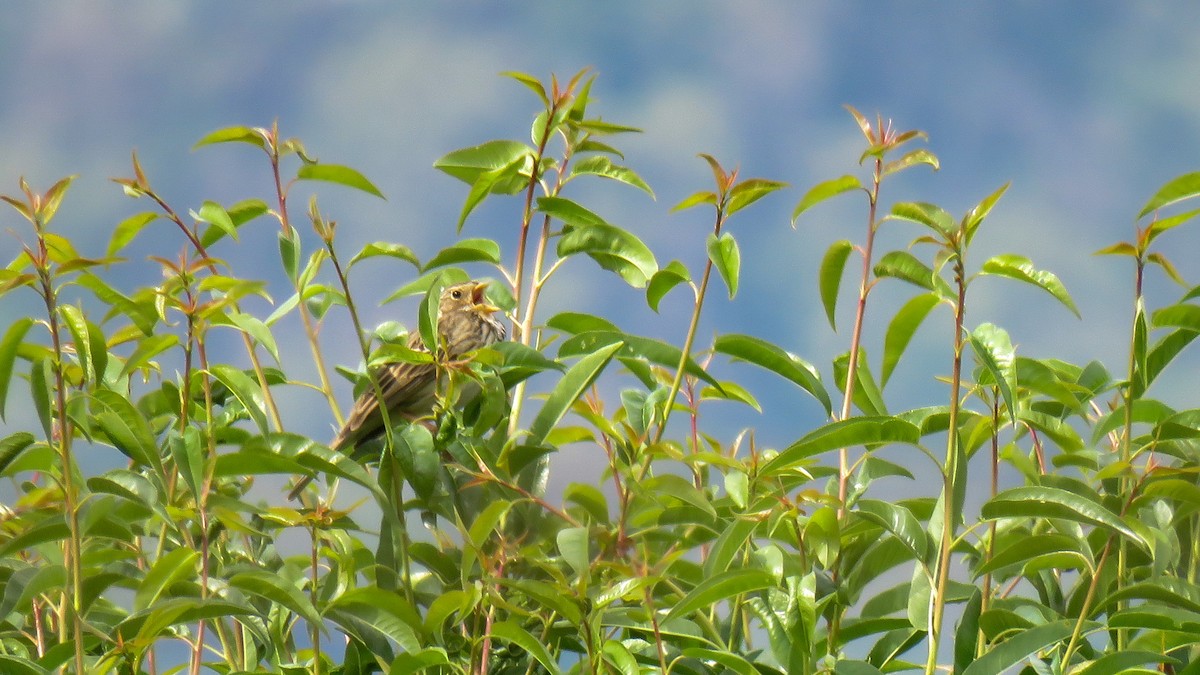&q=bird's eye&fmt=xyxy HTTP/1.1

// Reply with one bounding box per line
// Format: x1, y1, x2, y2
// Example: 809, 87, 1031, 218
450, 289, 462, 299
